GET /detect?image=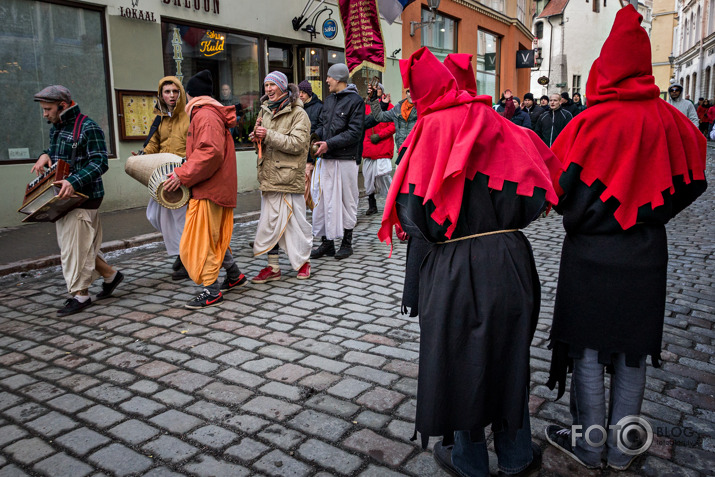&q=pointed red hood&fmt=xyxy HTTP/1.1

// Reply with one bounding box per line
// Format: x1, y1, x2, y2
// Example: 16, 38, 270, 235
585, 5, 660, 107
378, 47, 560, 247
551, 4, 707, 230
444, 54, 477, 95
